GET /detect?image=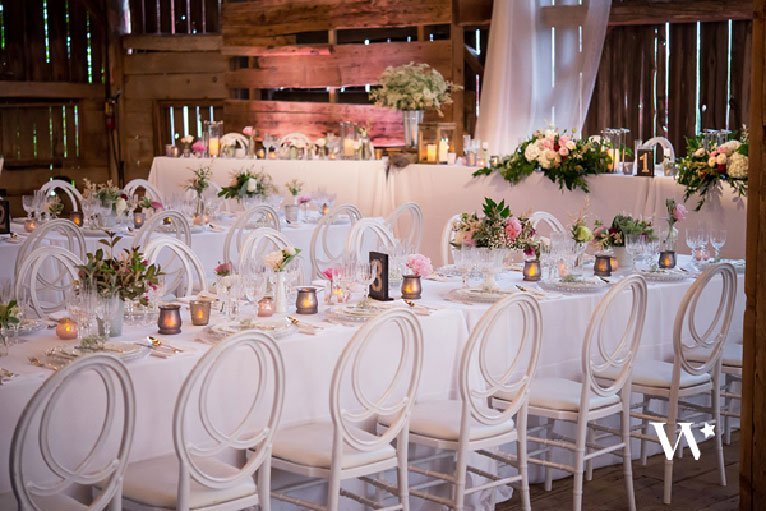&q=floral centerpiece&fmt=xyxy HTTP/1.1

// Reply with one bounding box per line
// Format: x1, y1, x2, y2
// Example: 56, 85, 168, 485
265, 247, 301, 314
192, 141, 206, 157
0, 299, 19, 352
243, 126, 256, 157
185, 165, 212, 218
473, 128, 610, 193
218, 168, 277, 200
179, 135, 194, 157
677, 128, 748, 210
136, 197, 163, 212
450, 198, 536, 253
593, 214, 654, 250
47, 195, 64, 218
663, 198, 687, 249
83, 179, 121, 207
285, 179, 304, 201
